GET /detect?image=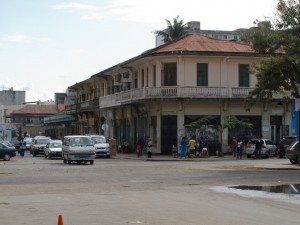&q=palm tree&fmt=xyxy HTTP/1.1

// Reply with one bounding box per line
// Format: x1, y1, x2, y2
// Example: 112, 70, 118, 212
154, 15, 188, 44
